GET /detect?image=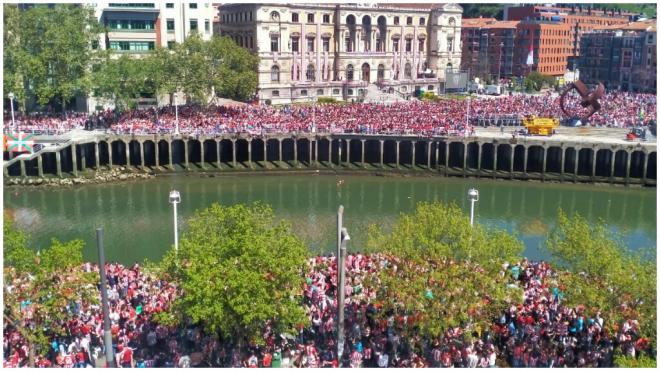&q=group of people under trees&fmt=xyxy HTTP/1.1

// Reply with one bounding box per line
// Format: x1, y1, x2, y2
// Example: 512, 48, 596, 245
3, 253, 652, 368
3, 91, 655, 137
